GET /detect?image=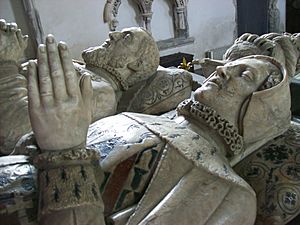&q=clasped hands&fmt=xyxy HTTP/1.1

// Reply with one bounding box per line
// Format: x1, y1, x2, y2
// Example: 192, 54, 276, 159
28, 35, 93, 151
0, 19, 28, 62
